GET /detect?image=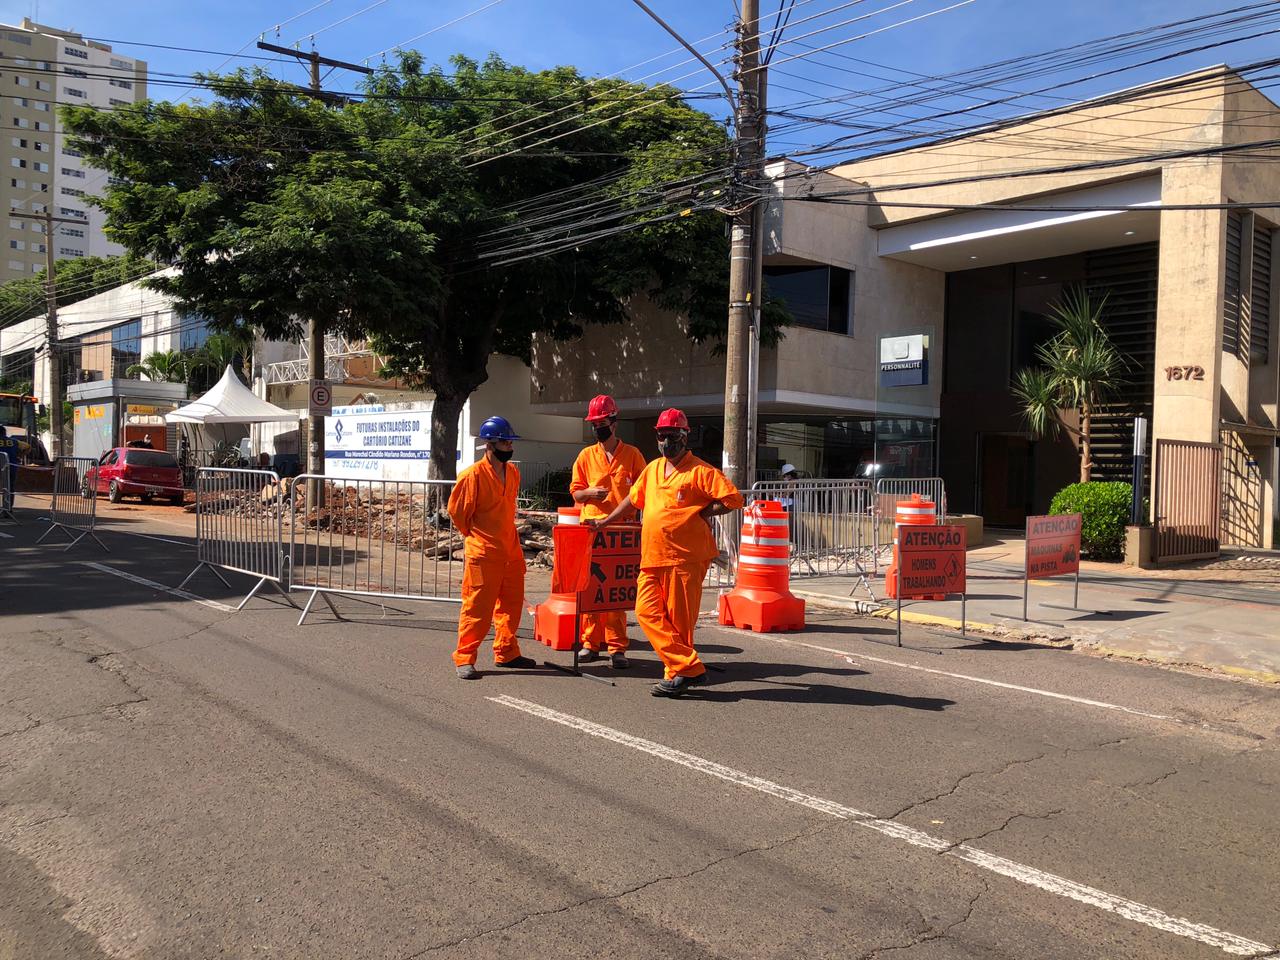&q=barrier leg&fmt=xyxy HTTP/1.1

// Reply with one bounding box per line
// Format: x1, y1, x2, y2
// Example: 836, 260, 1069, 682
297, 588, 320, 626
270, 580, 299, 608
236, 576, 268, 611
321, 591, 344, 621
544, 613, 614, 686
35, 521, 67, 545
